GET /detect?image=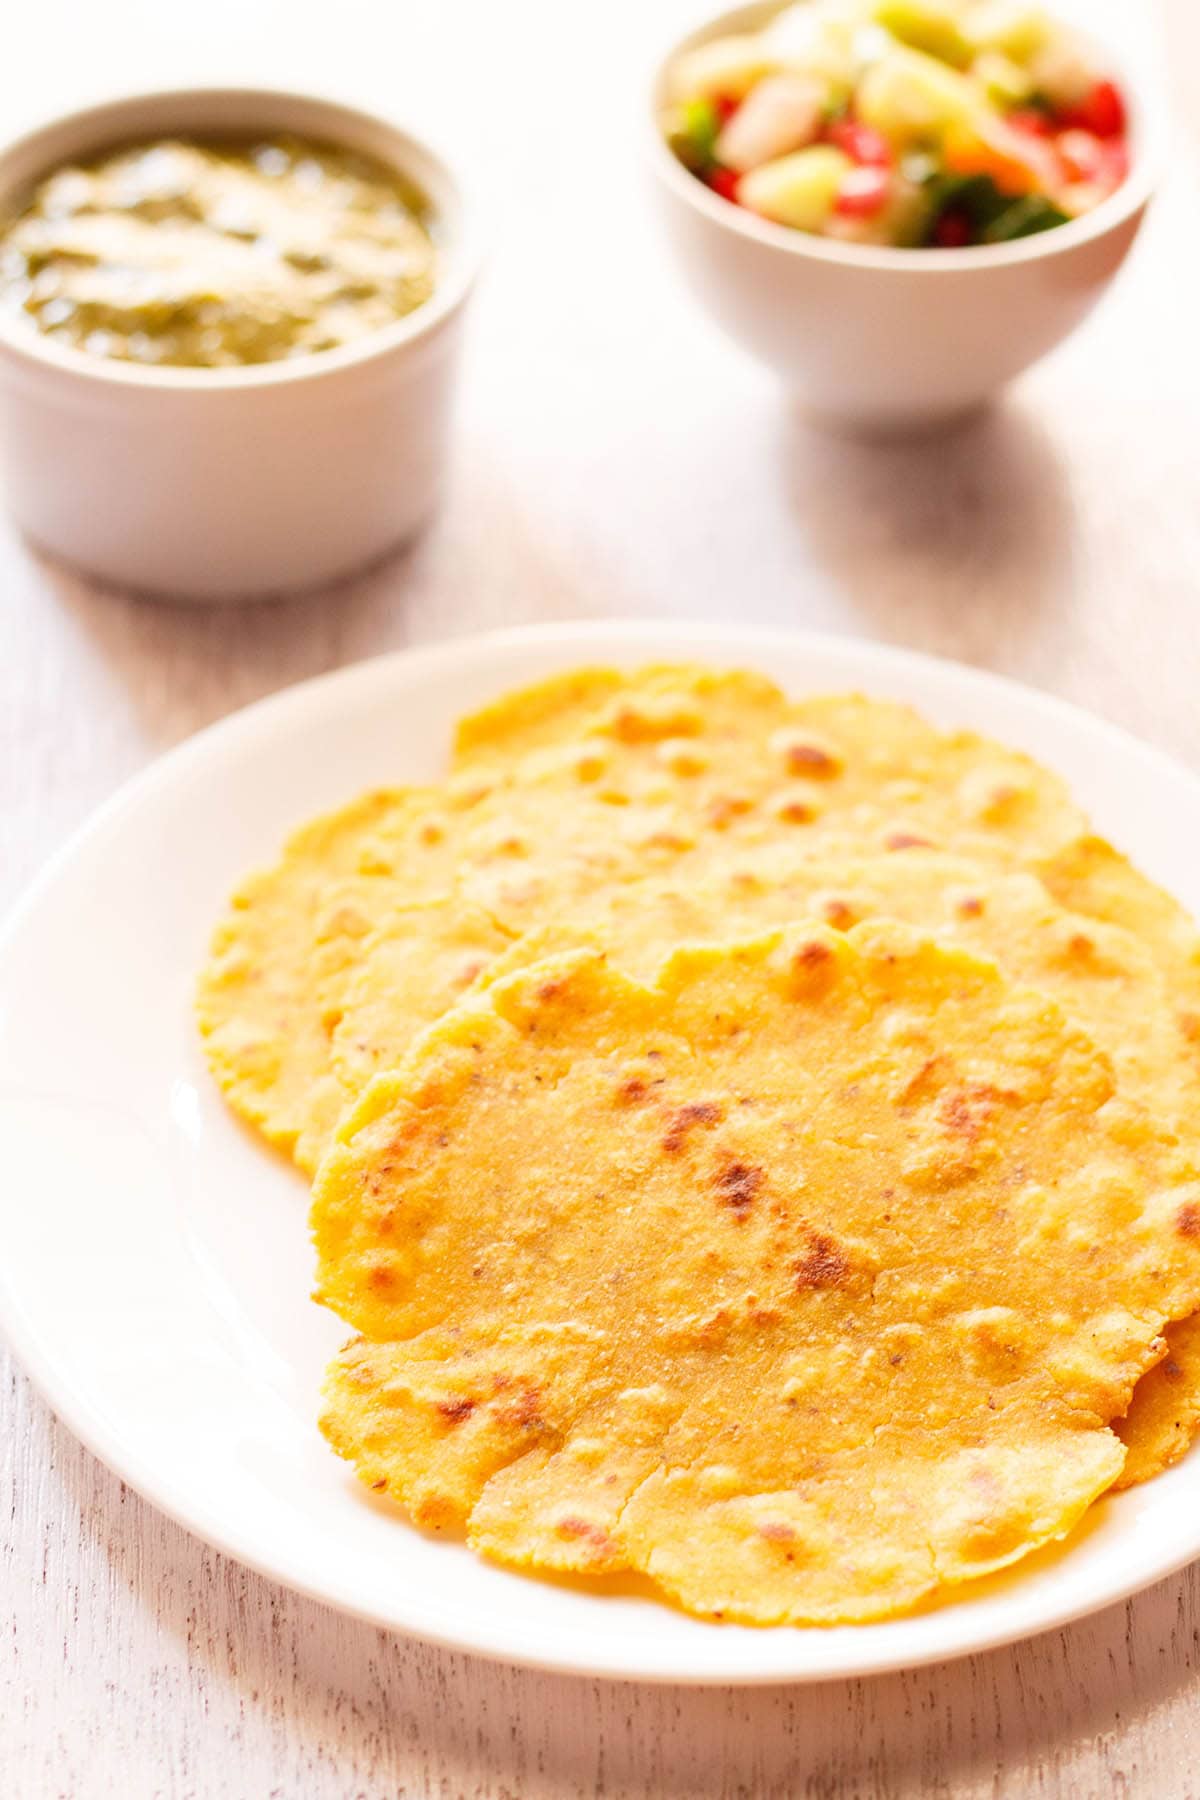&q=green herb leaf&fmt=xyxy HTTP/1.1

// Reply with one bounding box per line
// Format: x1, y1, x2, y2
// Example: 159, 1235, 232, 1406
982, 194, 1071, 241
921, 172, 1011, 244
665, 99, 721, 174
